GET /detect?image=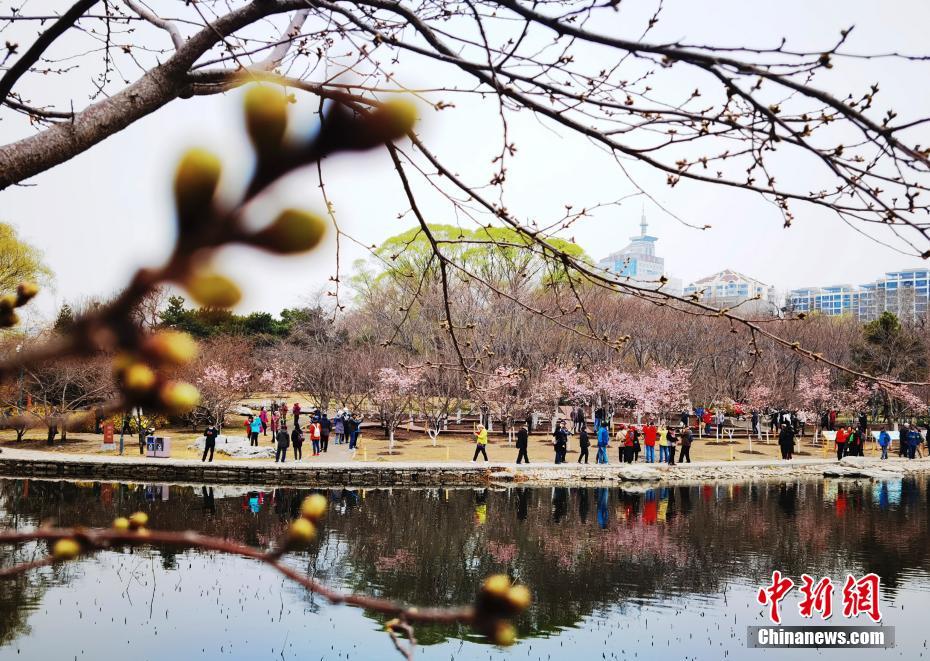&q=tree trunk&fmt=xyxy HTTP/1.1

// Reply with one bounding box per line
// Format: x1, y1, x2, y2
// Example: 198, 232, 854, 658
46, 425, 57, 445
